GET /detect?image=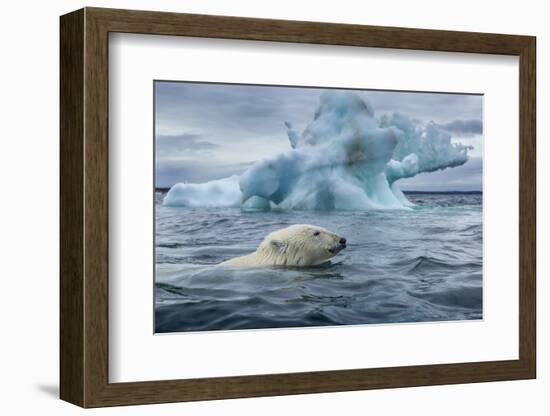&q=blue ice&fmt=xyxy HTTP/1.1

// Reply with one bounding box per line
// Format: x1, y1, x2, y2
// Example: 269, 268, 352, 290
164, 91, 472, 210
